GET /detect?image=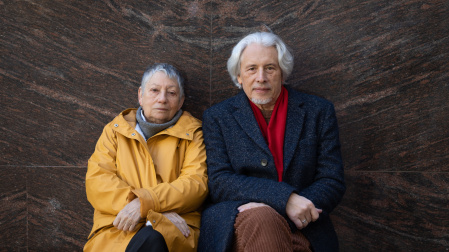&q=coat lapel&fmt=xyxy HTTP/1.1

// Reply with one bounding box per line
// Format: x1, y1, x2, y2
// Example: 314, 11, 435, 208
283, 88, 305, 172
232, 91, 272, 155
